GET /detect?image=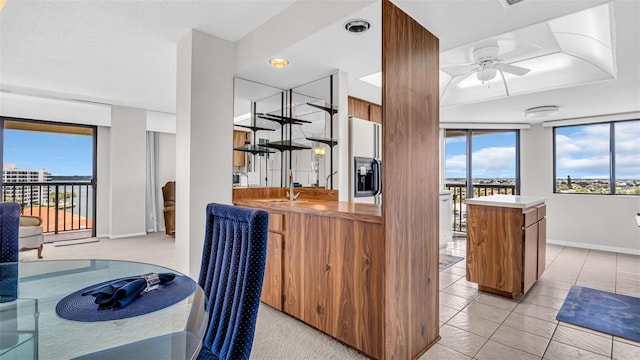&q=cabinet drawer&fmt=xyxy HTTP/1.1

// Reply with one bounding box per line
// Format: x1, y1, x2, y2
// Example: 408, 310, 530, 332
269, 213, 284, 233
523, 207, 538, 228
536, 204, 546, 220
